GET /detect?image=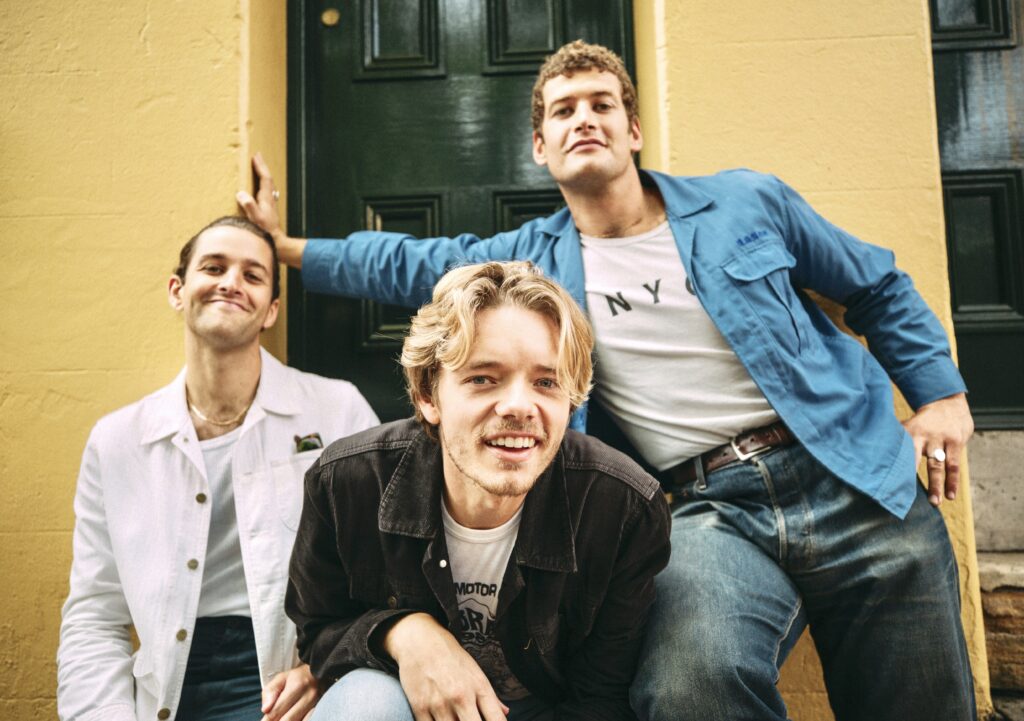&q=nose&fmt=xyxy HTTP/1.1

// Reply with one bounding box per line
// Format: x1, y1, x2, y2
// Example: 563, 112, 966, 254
573, 103, 595, 131
217, 267, 244, 293
494, 380, 536, 420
